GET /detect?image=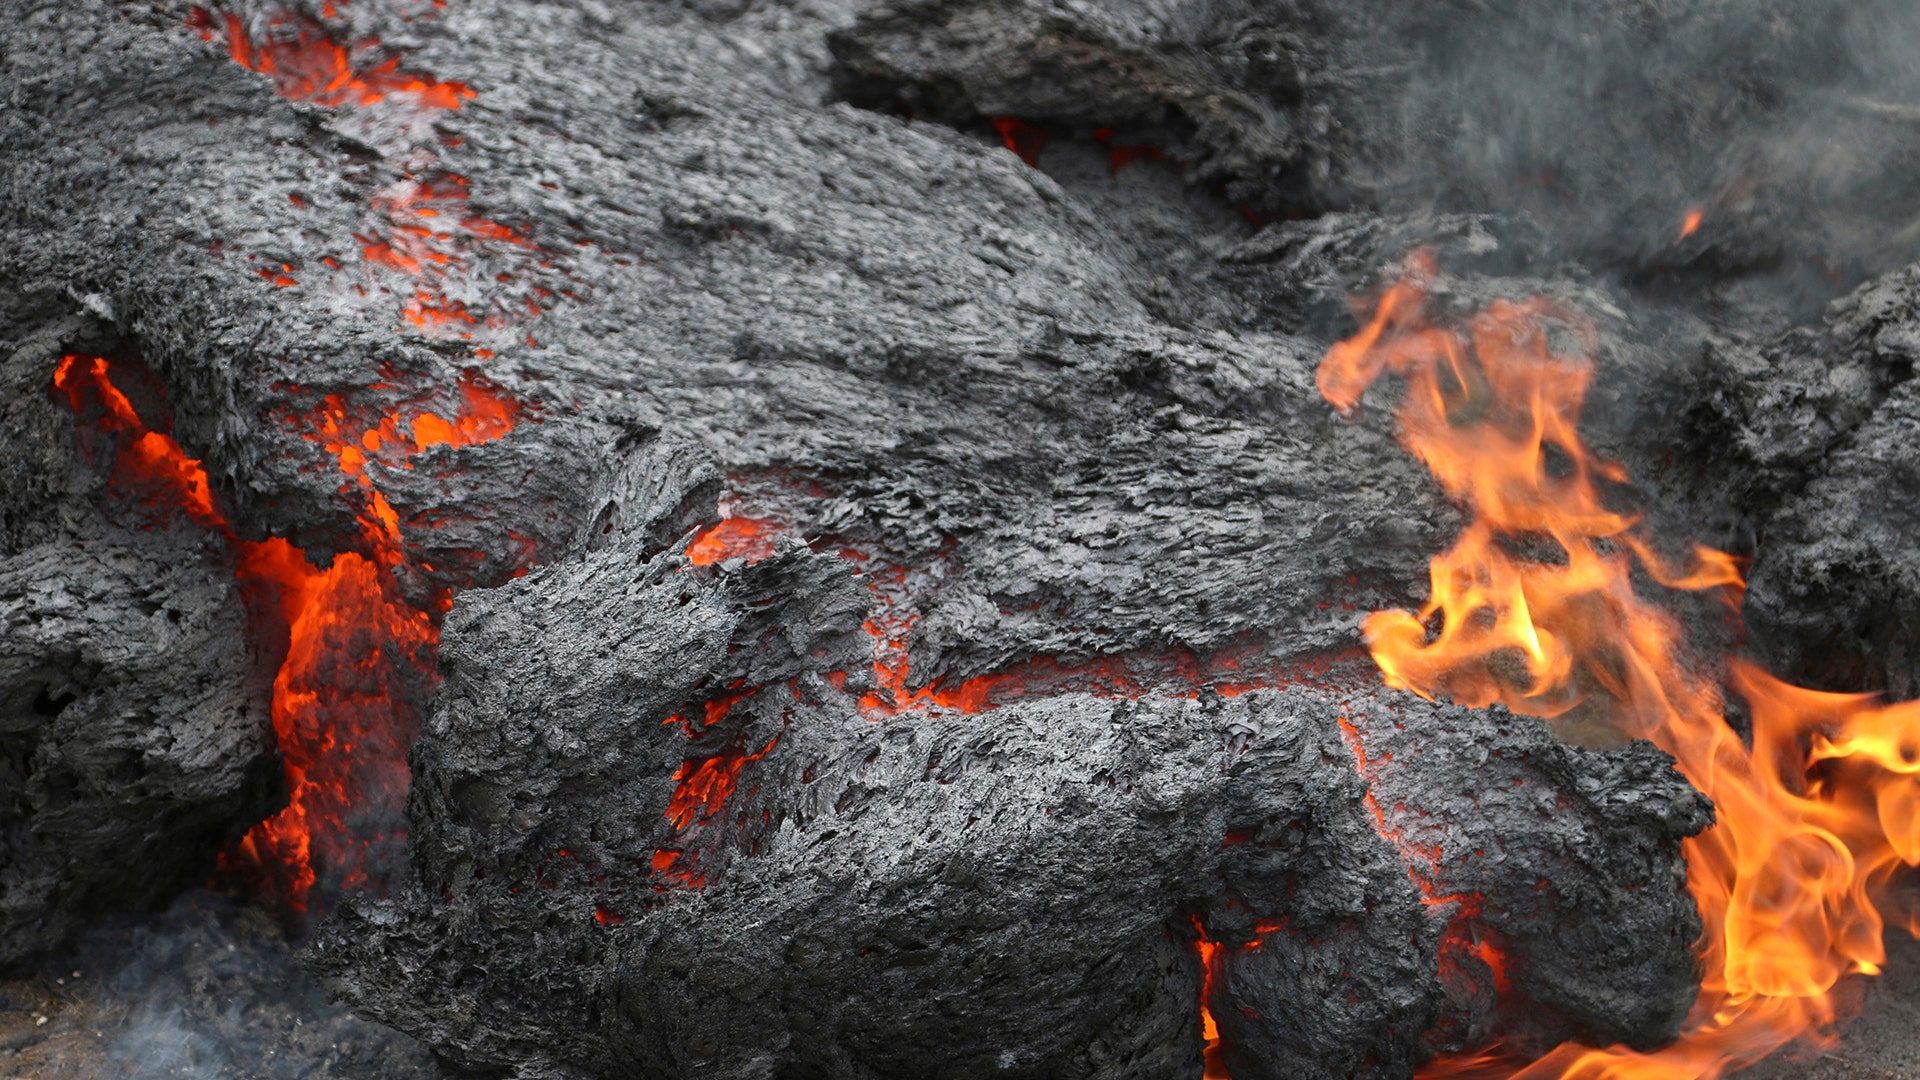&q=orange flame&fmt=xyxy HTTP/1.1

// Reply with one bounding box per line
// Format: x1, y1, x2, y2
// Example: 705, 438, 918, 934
1679, 208, 1705, 241
1318, 255, 1920, 1080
